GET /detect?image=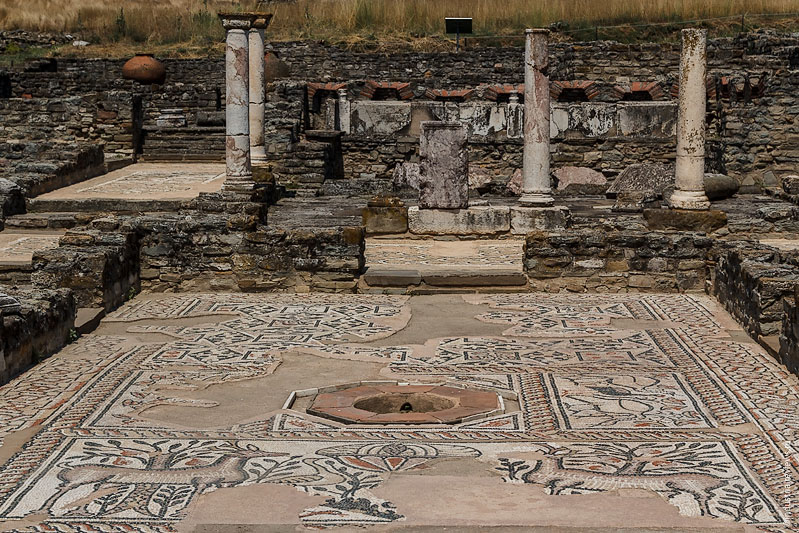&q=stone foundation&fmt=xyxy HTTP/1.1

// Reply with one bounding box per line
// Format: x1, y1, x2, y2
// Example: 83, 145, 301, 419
0, 287, 75, 384
524, 230, 712, 292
